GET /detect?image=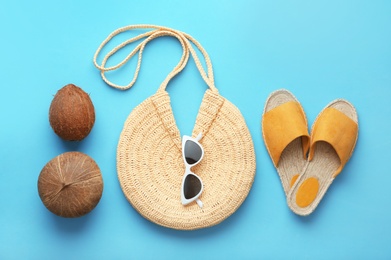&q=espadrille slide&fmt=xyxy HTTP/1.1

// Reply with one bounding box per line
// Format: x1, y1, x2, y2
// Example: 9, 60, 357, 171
287, 99, 358, 216
262, 90, 310, 197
